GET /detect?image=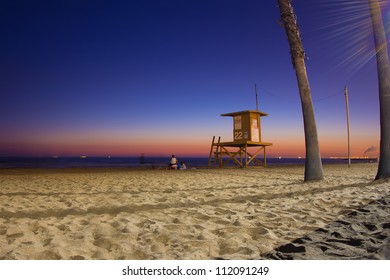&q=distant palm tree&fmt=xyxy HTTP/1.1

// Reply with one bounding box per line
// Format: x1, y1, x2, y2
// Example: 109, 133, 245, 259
277, 0, 323, 181
369, 0, 390, 180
